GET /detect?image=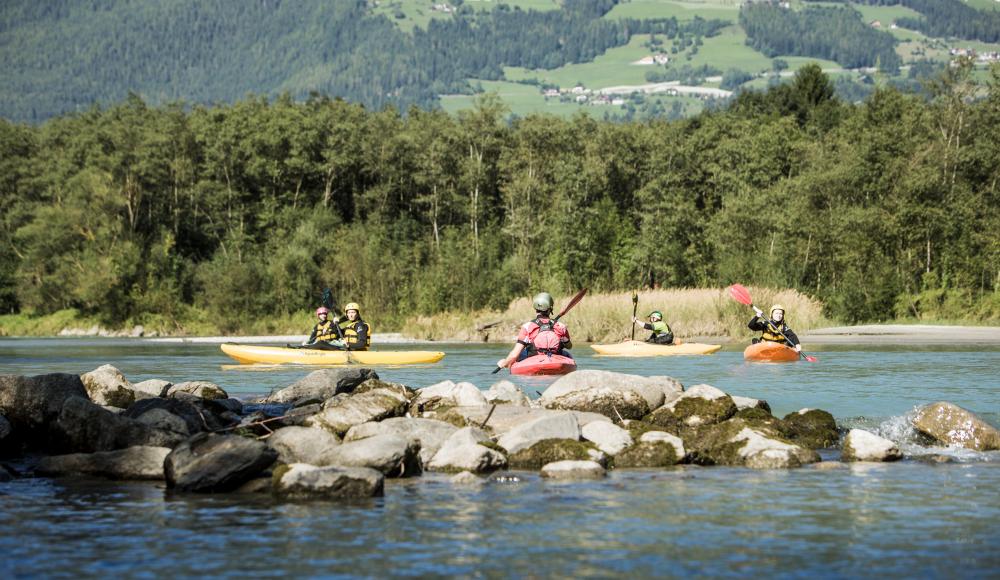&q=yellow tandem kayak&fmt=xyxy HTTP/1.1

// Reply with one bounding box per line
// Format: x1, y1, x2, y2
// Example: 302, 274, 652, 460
590, 340, 722, 357
220, 343, 446, 365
